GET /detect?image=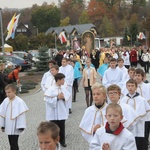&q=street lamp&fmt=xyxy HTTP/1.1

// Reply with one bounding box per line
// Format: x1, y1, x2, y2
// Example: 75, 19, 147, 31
0, 8, 4, 54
